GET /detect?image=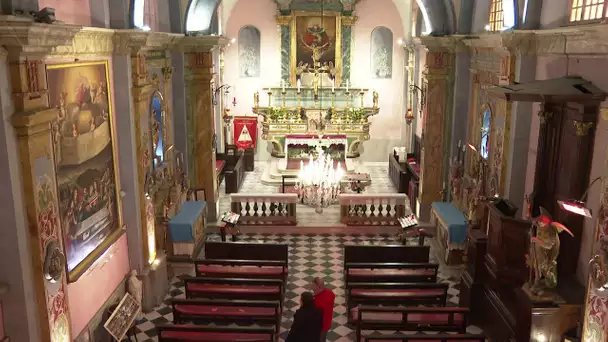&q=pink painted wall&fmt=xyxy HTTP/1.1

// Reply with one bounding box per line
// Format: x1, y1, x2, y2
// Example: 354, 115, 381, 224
224, 0, 281, 117
38, 0, 91, 26
67, 234, 130, 336
525, 56, 608, 285
351, 0, 406, 142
